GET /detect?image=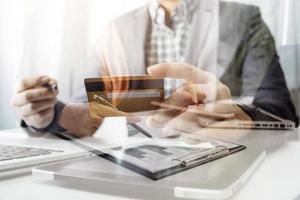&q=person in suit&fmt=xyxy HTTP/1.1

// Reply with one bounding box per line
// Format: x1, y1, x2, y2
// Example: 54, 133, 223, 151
12, 0, 298, 137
